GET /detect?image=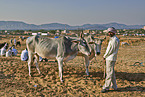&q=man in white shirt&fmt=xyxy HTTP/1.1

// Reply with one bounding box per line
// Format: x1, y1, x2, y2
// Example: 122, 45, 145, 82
21, 48, 28, 61
6, 47, 12, 57
12, 45, 18, 56
1, 46, 7, 56
101, 27, 120, 93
